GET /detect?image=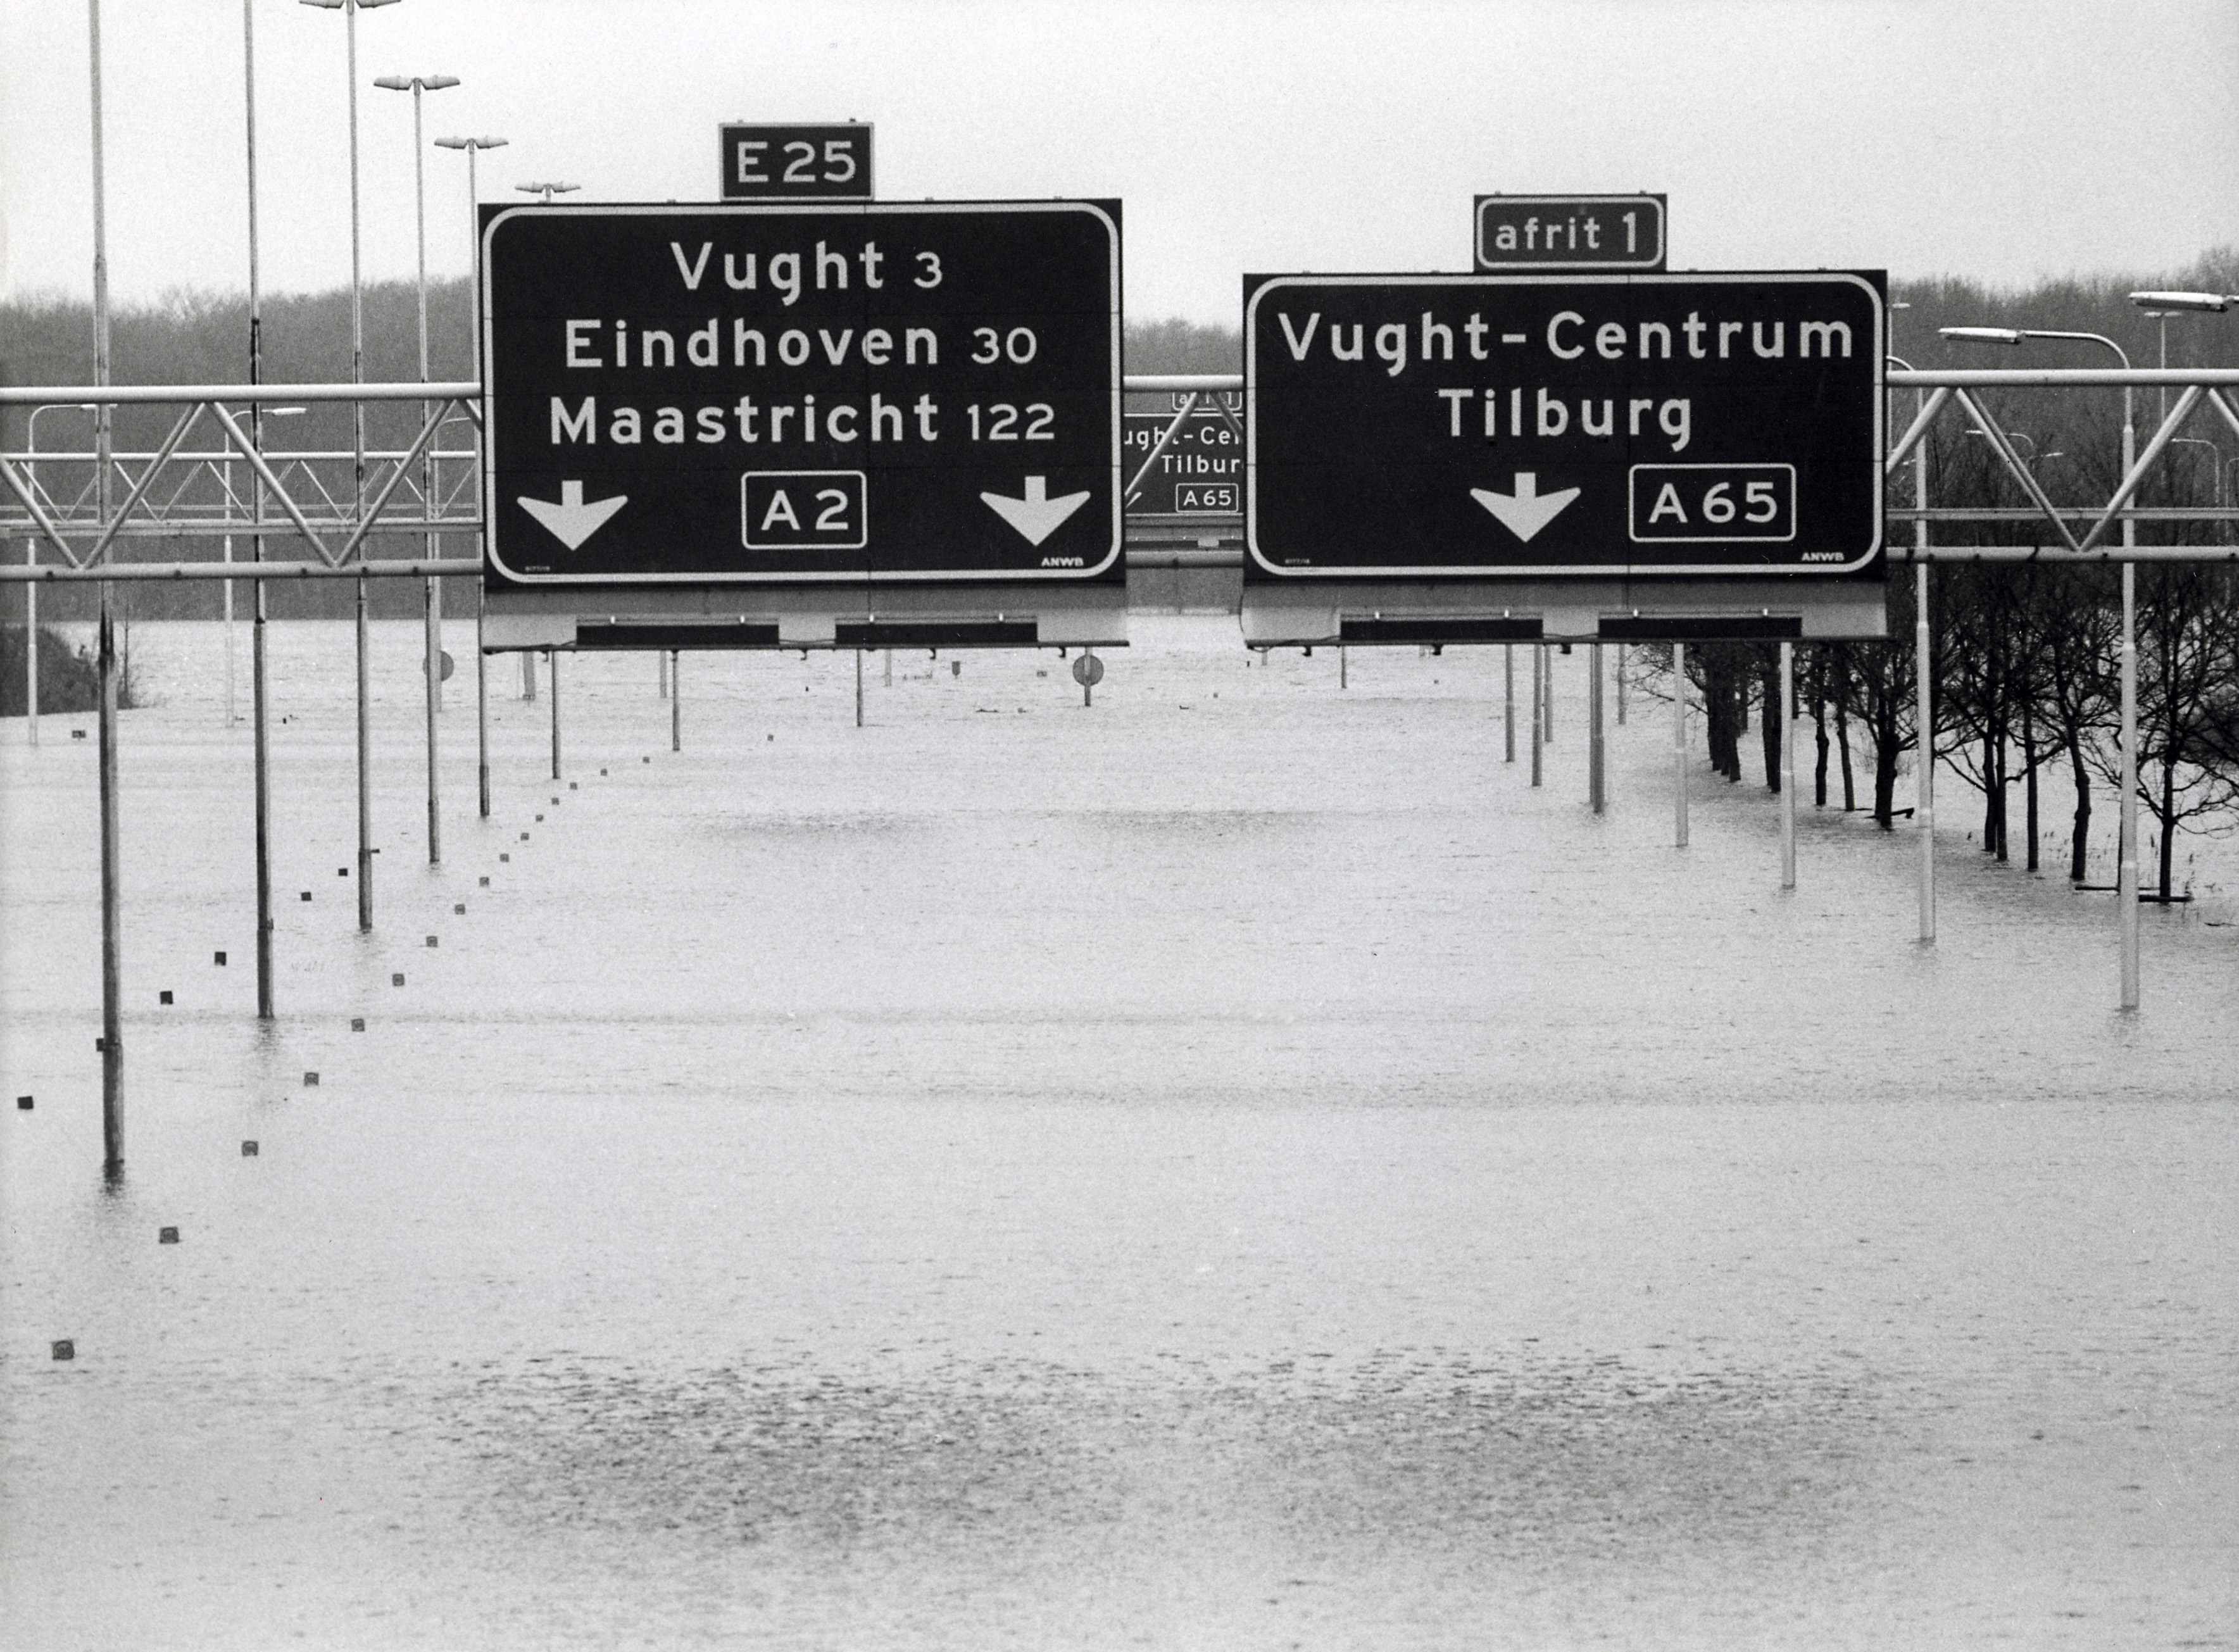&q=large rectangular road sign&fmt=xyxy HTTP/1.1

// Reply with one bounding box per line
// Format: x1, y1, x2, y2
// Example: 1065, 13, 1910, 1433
1243, 271, 1883, 580
482, 201, 1121, 586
